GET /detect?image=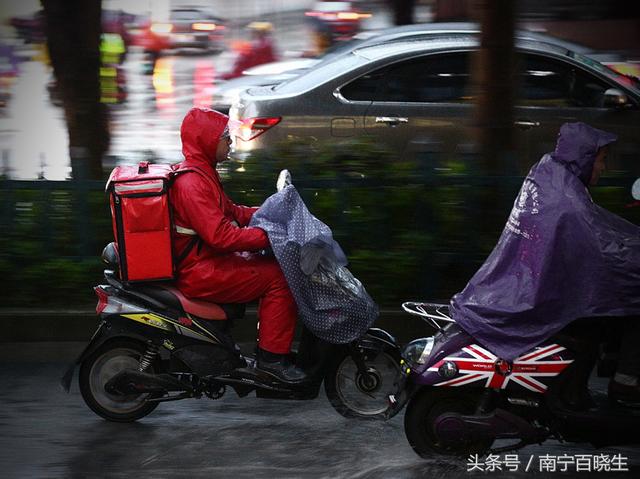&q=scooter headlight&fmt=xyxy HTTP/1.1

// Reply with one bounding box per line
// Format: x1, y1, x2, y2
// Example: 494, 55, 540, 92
402, 337, 435, 370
